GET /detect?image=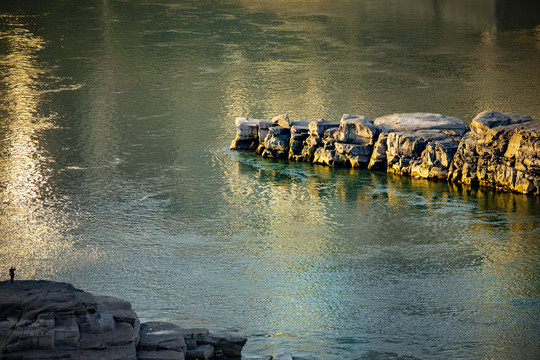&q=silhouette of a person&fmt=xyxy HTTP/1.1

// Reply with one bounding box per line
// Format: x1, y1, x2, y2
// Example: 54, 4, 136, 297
9, 266, 15, 283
